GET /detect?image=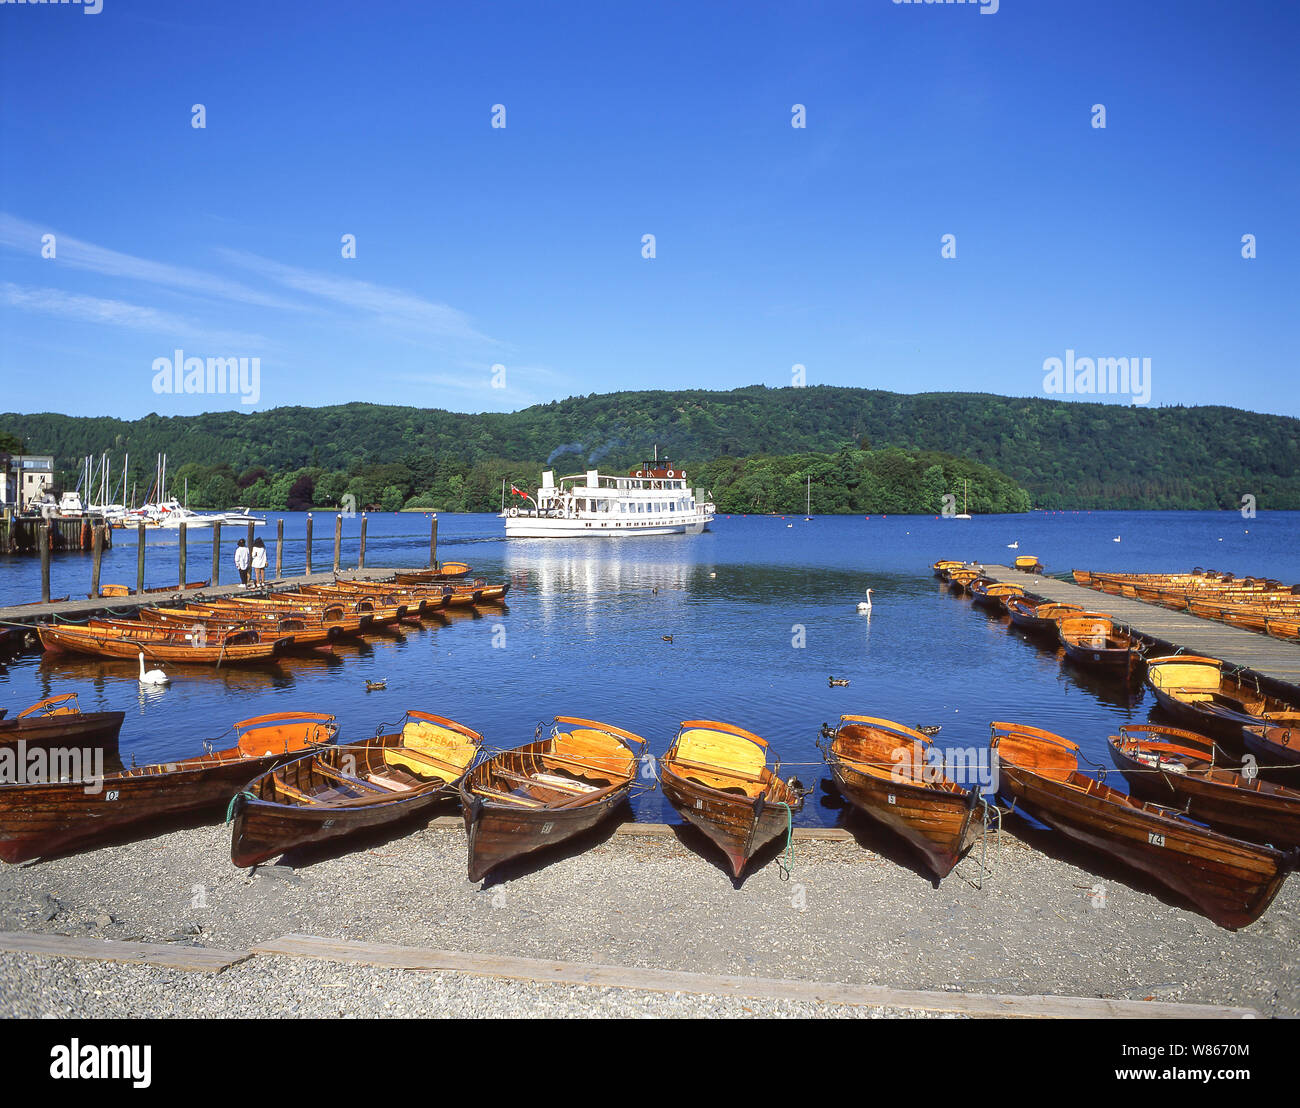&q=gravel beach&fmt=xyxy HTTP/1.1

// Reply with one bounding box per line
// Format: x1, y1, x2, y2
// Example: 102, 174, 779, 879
1, 812, 1296, 1018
